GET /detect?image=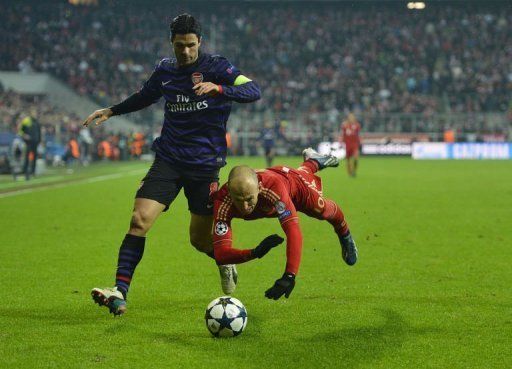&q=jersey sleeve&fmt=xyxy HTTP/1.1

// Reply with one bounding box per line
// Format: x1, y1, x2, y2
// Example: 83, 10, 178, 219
212, 193, 254, 265
212, 56, 242, 86
266, 180, 303, 275
139, 62, 164, 102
